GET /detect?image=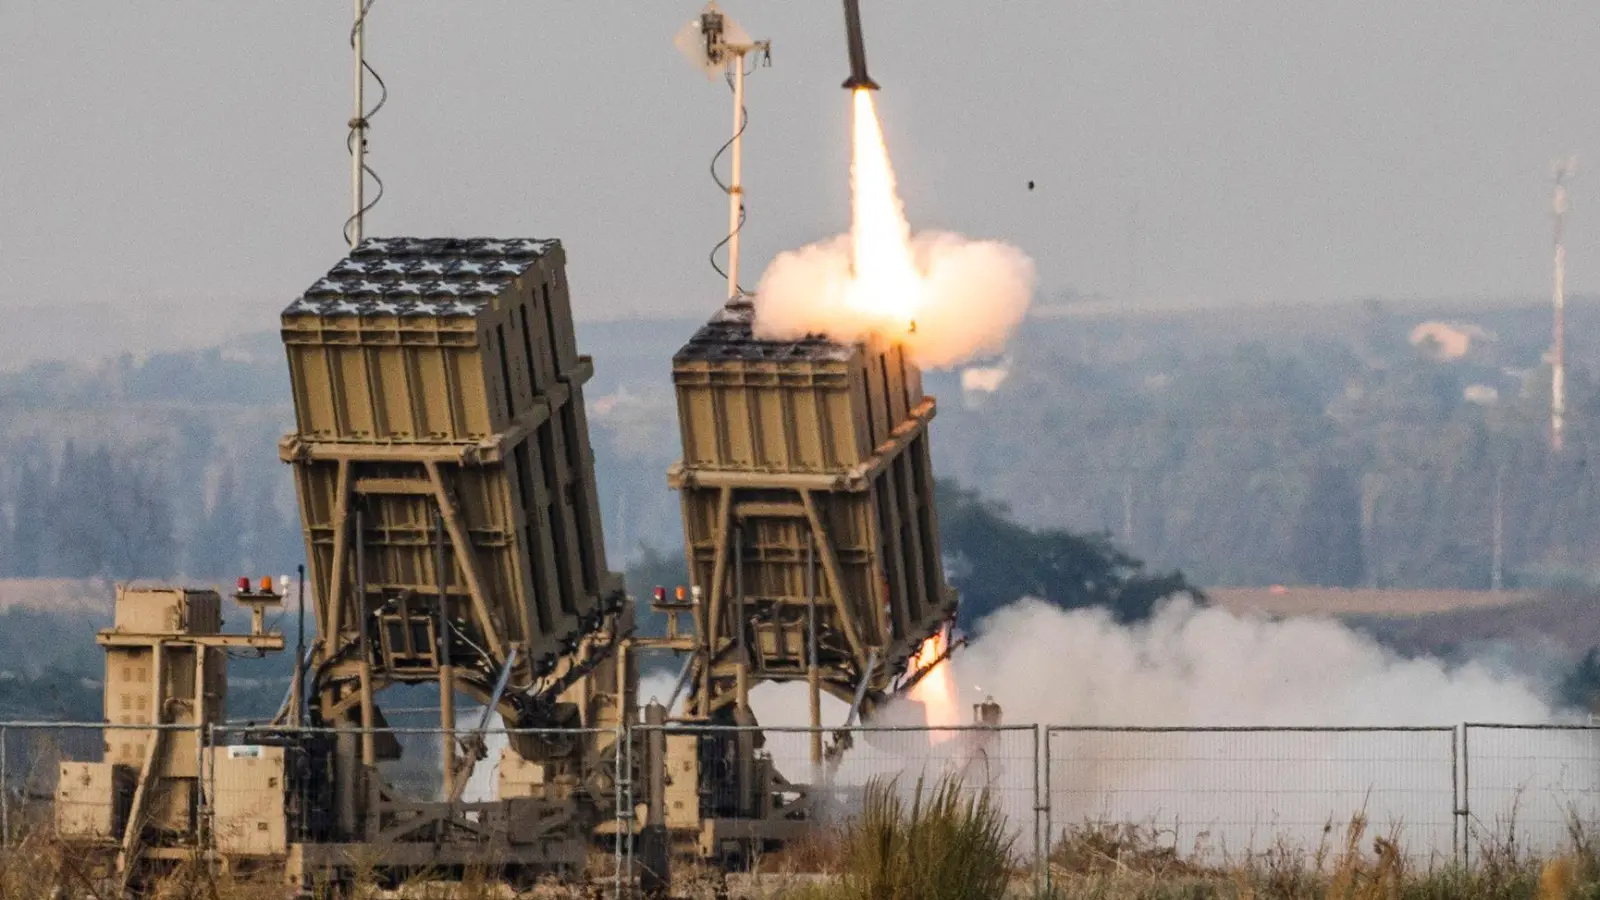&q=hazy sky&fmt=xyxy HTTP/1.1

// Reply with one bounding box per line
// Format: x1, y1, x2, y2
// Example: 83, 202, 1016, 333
4, 2, 1600, 327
